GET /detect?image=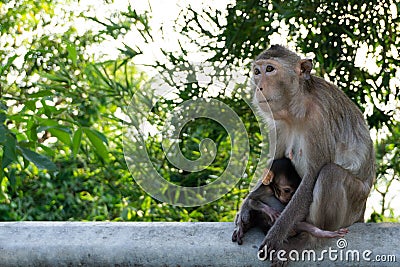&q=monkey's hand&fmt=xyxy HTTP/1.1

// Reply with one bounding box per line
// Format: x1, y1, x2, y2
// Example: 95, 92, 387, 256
258, 226, 288, 267
258, 224, 285, 253
232, 205, 251, 245
258, 213, 292, 261
262, 206, 281, 223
